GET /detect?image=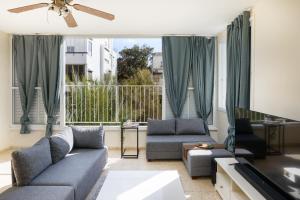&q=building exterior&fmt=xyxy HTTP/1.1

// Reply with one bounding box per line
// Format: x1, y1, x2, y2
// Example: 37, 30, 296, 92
150, 52, 164, 85
65, 38, 117, 83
